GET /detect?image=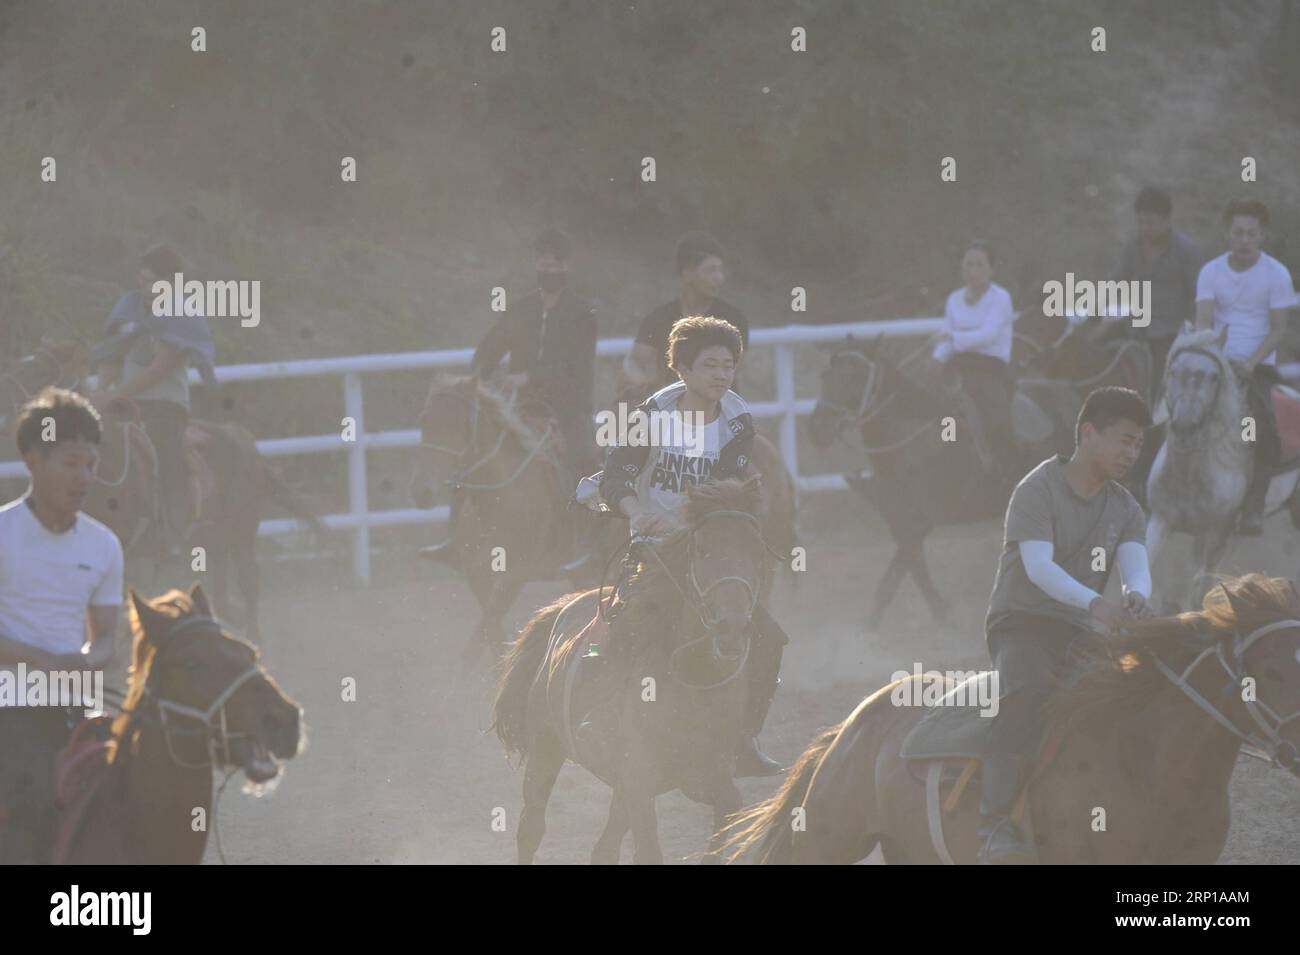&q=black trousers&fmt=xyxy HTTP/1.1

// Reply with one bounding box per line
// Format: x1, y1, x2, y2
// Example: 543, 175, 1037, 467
1246, 363, 1282, 482
0, 707, 72, 864
135, 398, 190, 533
984, 614, 1095, 760
950, 352, 1014, 463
